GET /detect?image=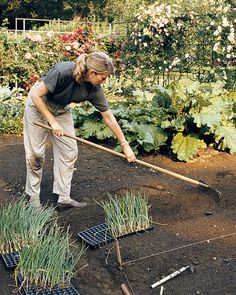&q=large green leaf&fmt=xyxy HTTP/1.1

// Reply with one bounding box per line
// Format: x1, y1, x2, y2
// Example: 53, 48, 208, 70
79, 121, 113, 139
209, 80, 226, 96
152, 87, 172, 109
96, 127, 114, 140
210, 97, 231, 113
214, 125, 236, 154
191, 97, 230, 128
170, 117, 186, 132
192, 106, 221, 128
72, 104, 98, 126
136, 124, 168, 152
112, 105, 130, 119
79, 121, 100, 138
120, 120, 139, 133
181, 79, 200, 94
171, 133, 206, 162
132, 90, 154, 101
